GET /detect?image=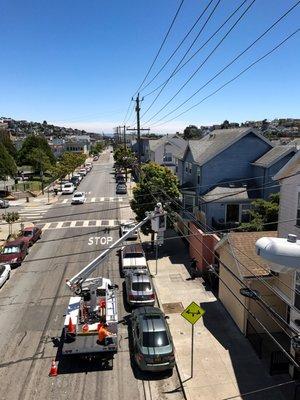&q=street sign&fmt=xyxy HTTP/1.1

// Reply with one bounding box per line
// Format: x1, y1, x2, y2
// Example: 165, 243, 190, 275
156, 232, 164, 246
181, 301, 205, 325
